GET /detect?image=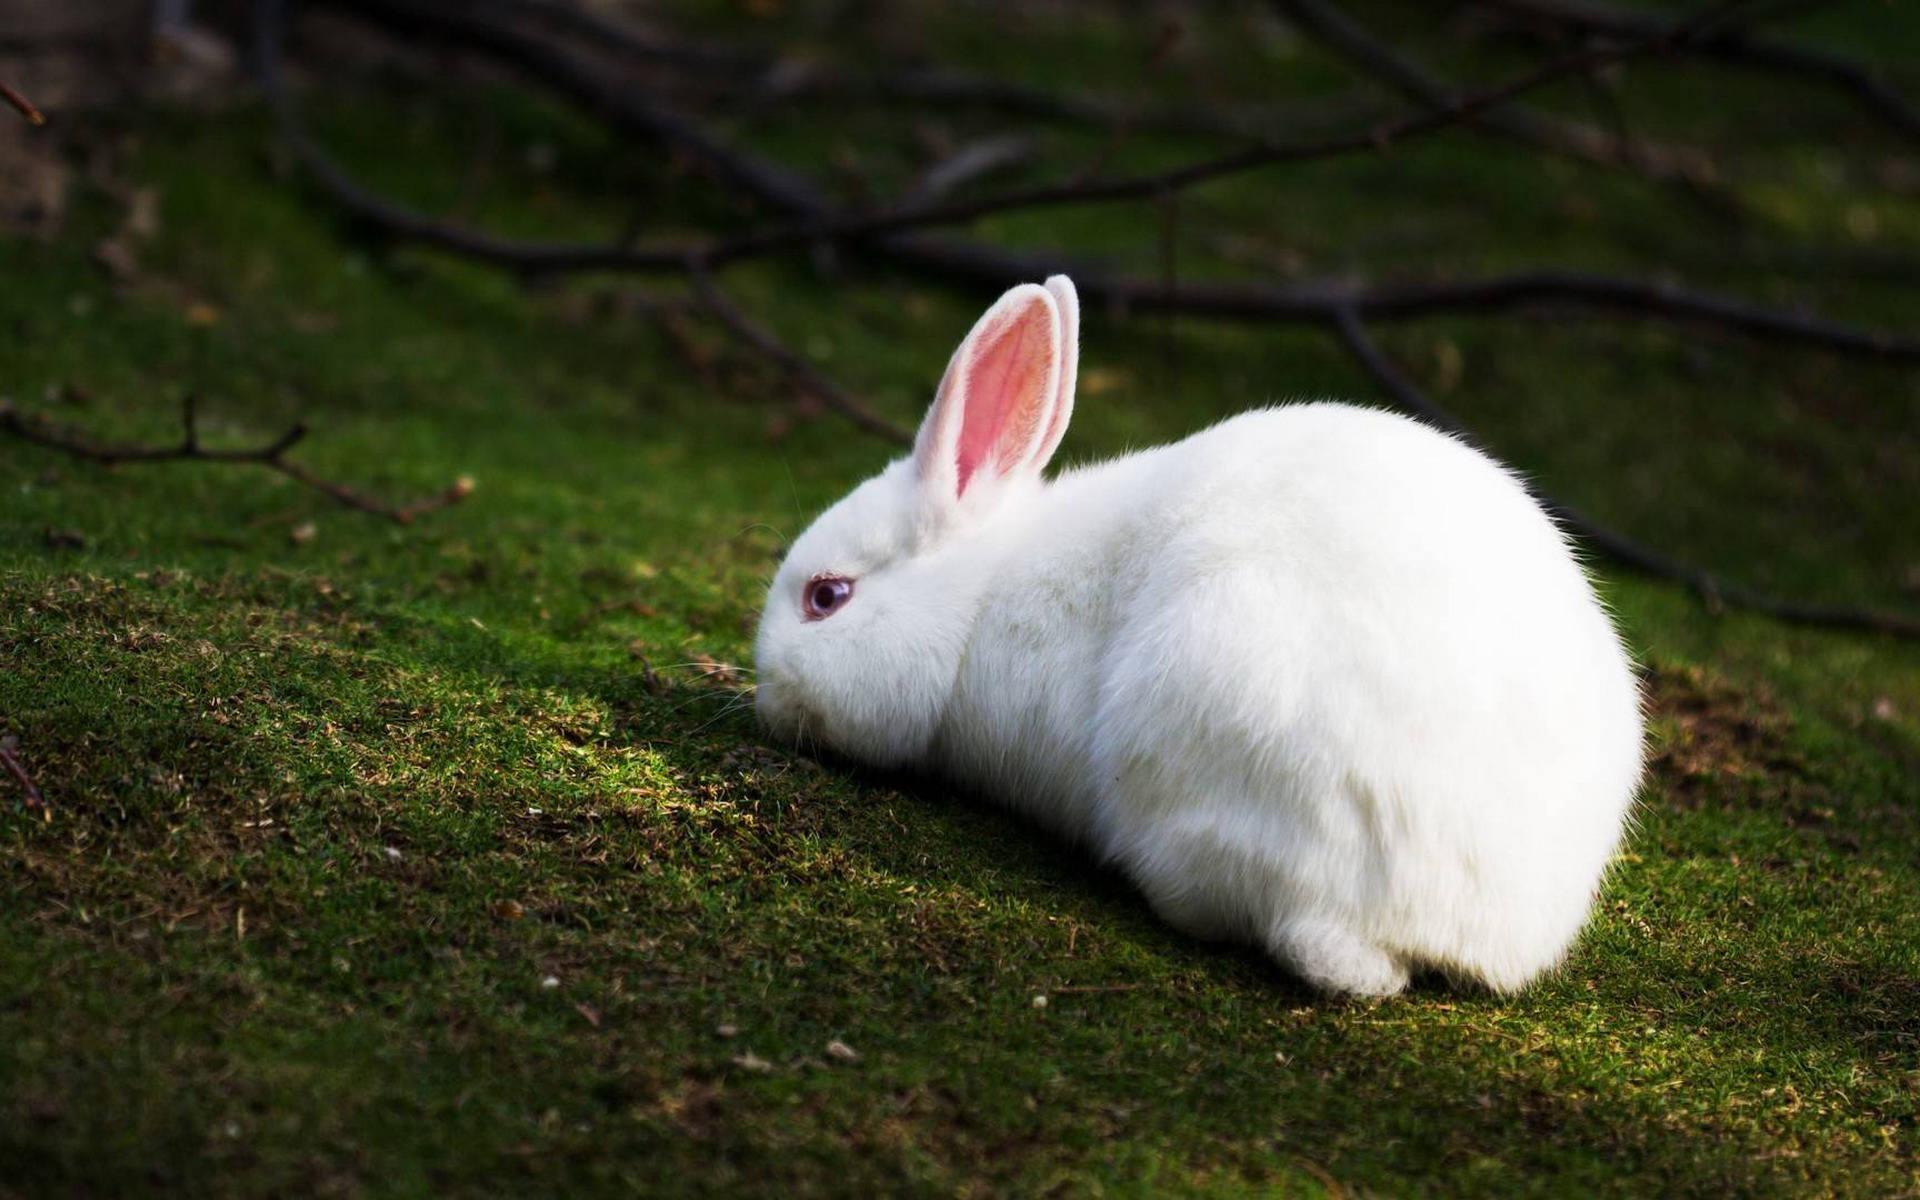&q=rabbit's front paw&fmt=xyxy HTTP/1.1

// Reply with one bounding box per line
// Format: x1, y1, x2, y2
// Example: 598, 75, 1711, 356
1269, 914, 1409, 997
